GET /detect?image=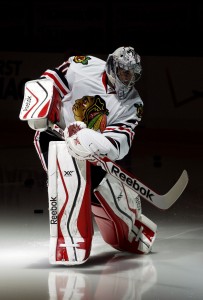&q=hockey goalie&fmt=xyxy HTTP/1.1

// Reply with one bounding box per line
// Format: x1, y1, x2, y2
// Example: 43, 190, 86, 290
19, 46, 157, 265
